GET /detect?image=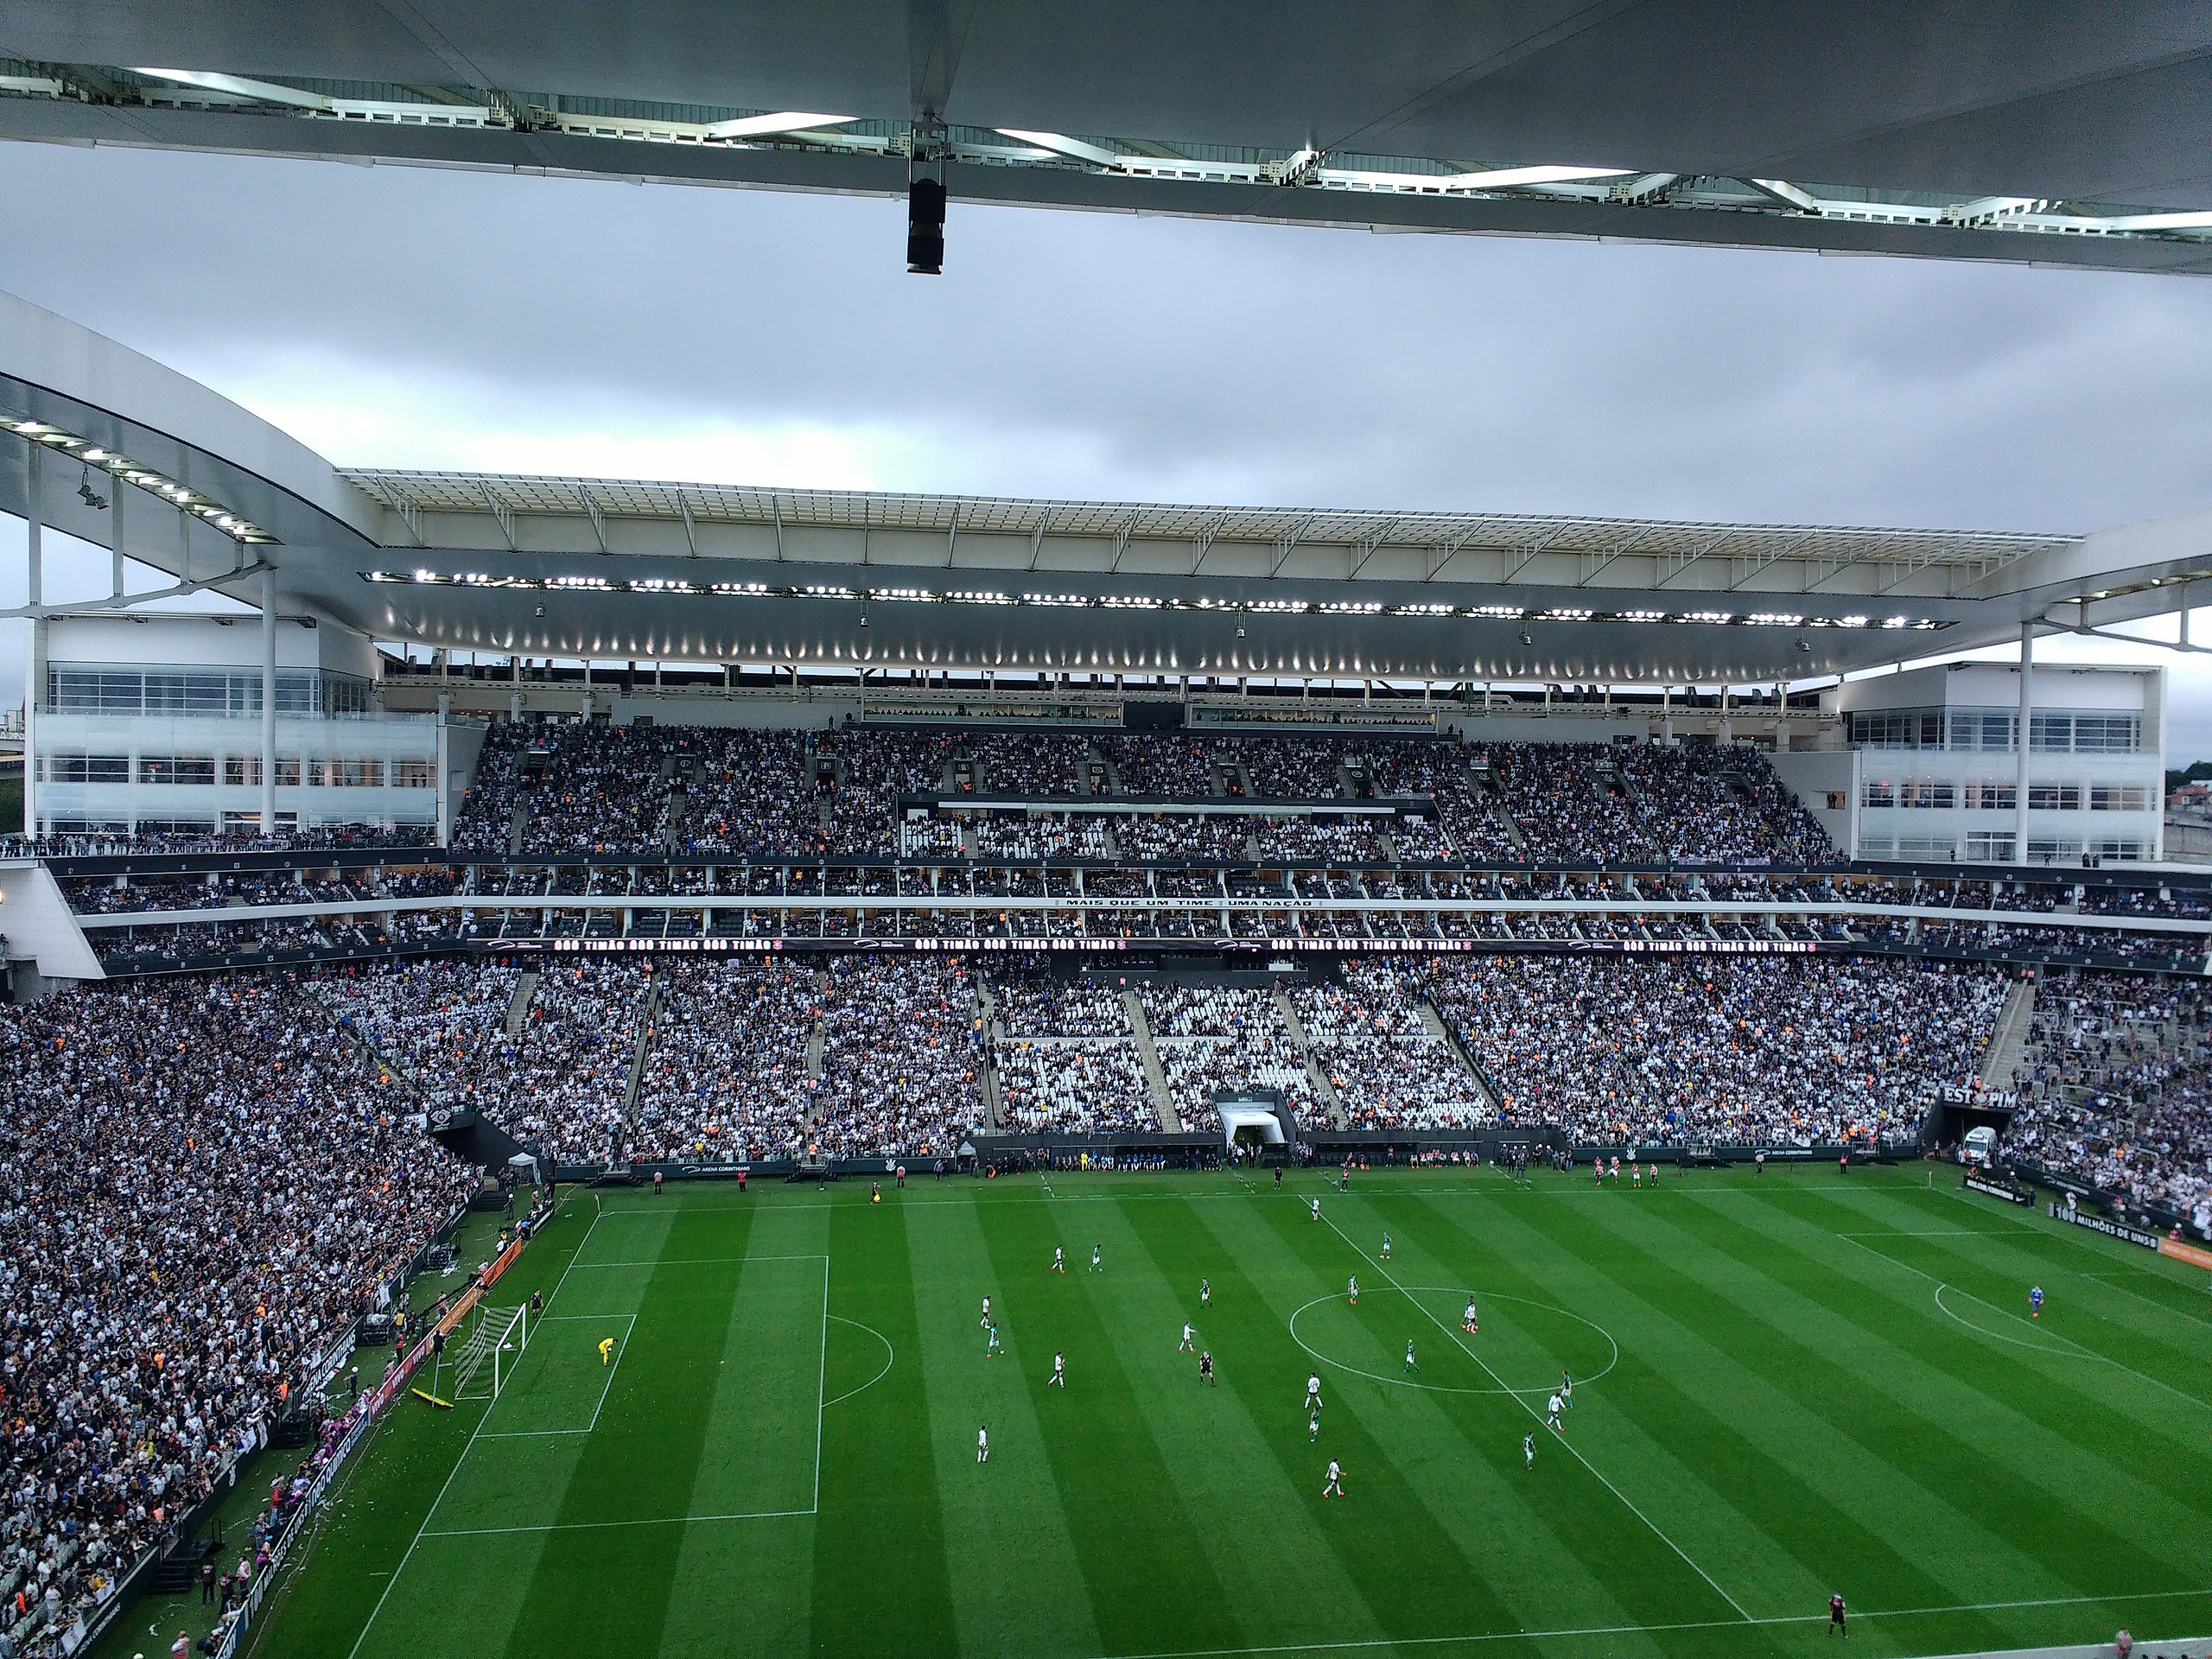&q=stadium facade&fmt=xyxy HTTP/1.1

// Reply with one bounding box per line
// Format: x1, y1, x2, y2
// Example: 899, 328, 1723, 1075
0, 287, 2202, 1003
